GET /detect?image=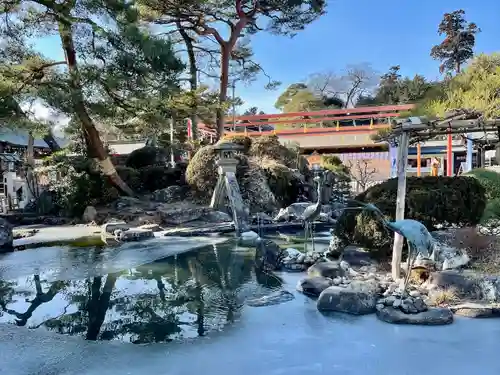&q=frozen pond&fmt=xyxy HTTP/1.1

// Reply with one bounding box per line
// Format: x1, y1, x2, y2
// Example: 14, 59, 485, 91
0, 236, 499, 375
